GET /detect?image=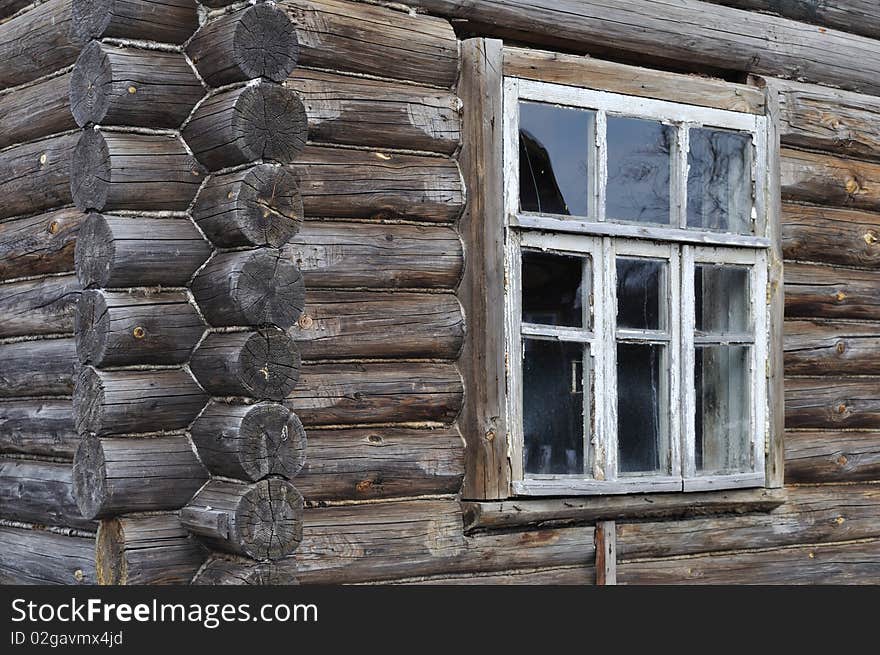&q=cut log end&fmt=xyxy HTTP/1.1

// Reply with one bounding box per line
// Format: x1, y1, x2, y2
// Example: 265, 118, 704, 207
240, 328, 302, 399
74, 289, 109, 365
238, 478, 304, 560
95, 518, 125, 585
239, 165, 303, 247
70, 130, 110, 211
234, 84, 308, 163
73, 366, 104, 436
72, 435, 107, 520
74, 212, 114, 288
235, 4, 299, 82
70, 40, 111, 127
237, 251, 305, 327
